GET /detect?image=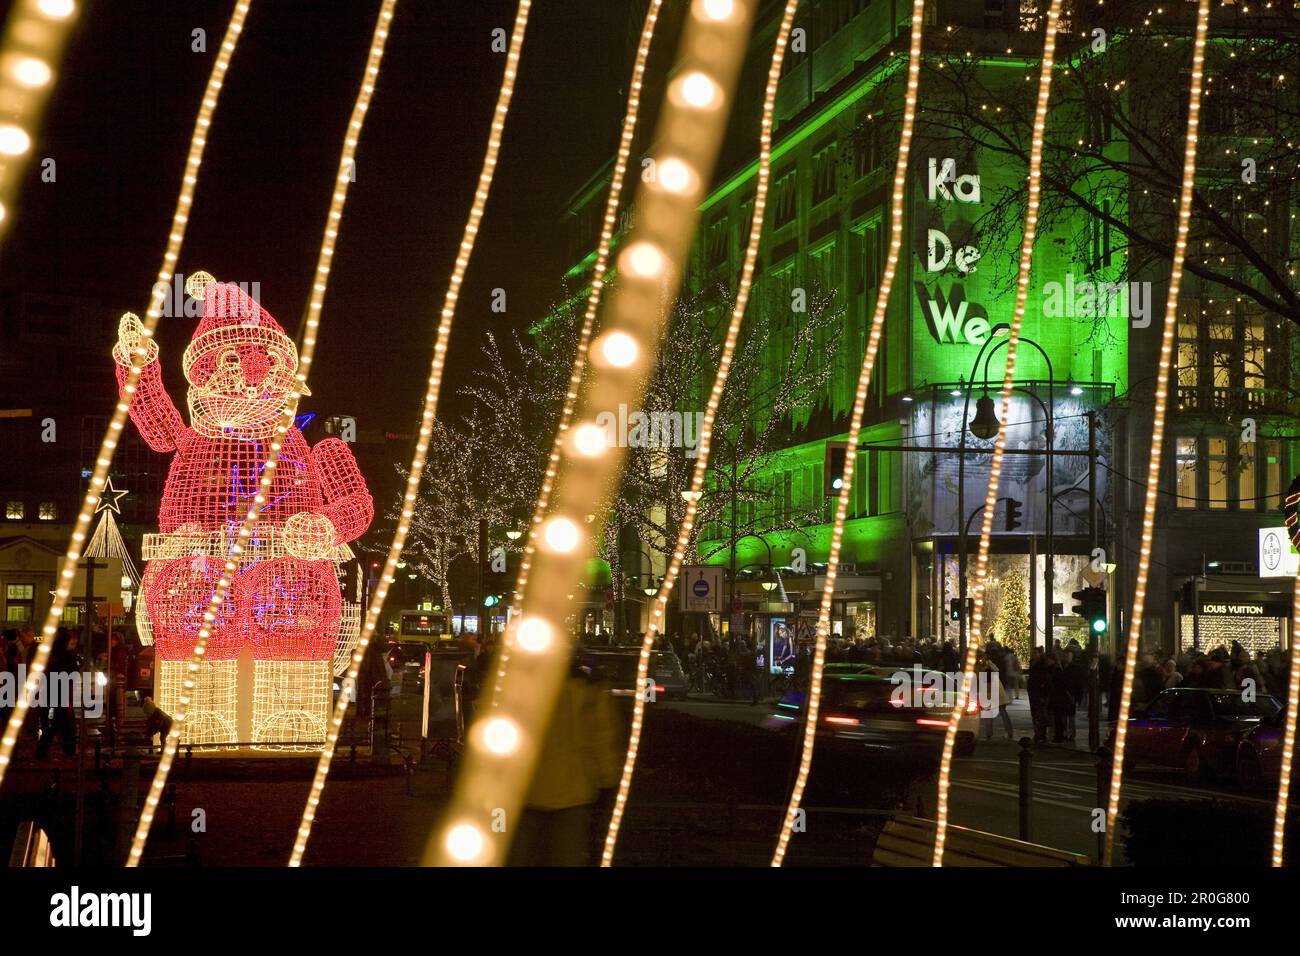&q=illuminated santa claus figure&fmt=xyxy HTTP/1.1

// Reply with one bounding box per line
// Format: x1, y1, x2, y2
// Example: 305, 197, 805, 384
114, 272, 372, 749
